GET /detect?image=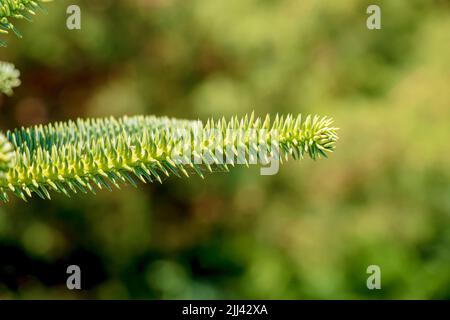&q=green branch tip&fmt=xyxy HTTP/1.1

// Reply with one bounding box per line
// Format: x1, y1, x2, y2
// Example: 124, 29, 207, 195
0, 113, 338, 202
0, 0, 52, 46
